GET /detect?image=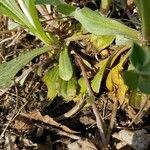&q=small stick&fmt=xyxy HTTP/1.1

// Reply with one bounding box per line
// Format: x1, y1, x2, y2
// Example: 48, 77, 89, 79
35, 123, 81, 140
74, 53, 107, 147
56, 97, 86, 121
106, 98, 118, 145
